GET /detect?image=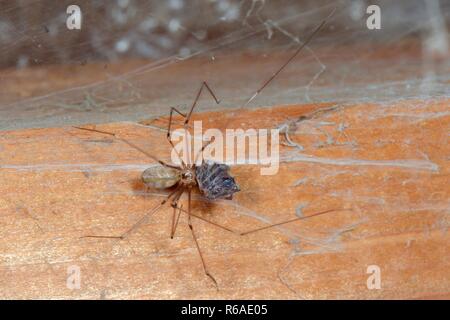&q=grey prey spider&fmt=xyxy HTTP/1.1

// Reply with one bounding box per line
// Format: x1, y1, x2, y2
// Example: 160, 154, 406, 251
75, 9, 336, 289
